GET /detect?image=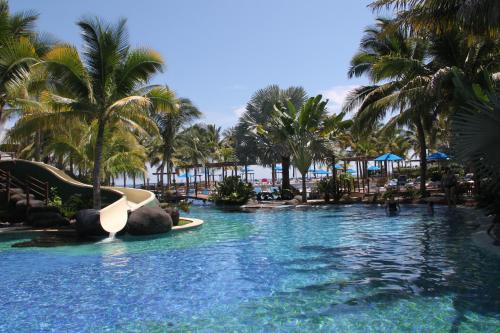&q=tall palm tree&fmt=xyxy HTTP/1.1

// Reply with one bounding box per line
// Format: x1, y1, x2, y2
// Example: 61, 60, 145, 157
149, 88, 201, 190
322, 111, 353, 173
263, 95, 329, 202
343, 18, 434, 193
370, 0, 500, 37
175, 124, 211, 195
0, 0, 52, 132
452, 91, 500, 210
41, 17, 165, 208
240, 85, 307, 191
